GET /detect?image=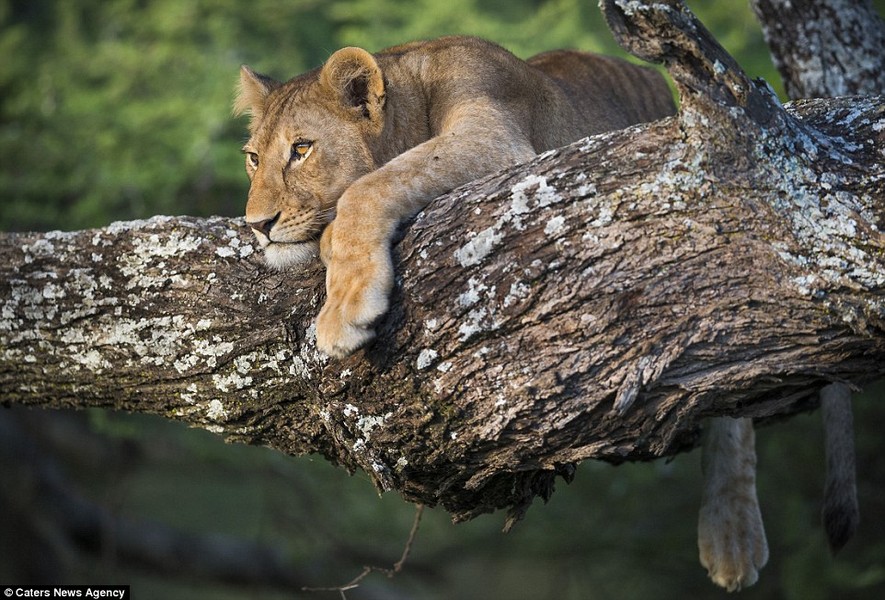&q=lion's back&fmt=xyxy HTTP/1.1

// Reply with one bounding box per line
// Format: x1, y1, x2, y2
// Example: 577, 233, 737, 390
370, 36, 675, 150
528, 49, 676, 133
